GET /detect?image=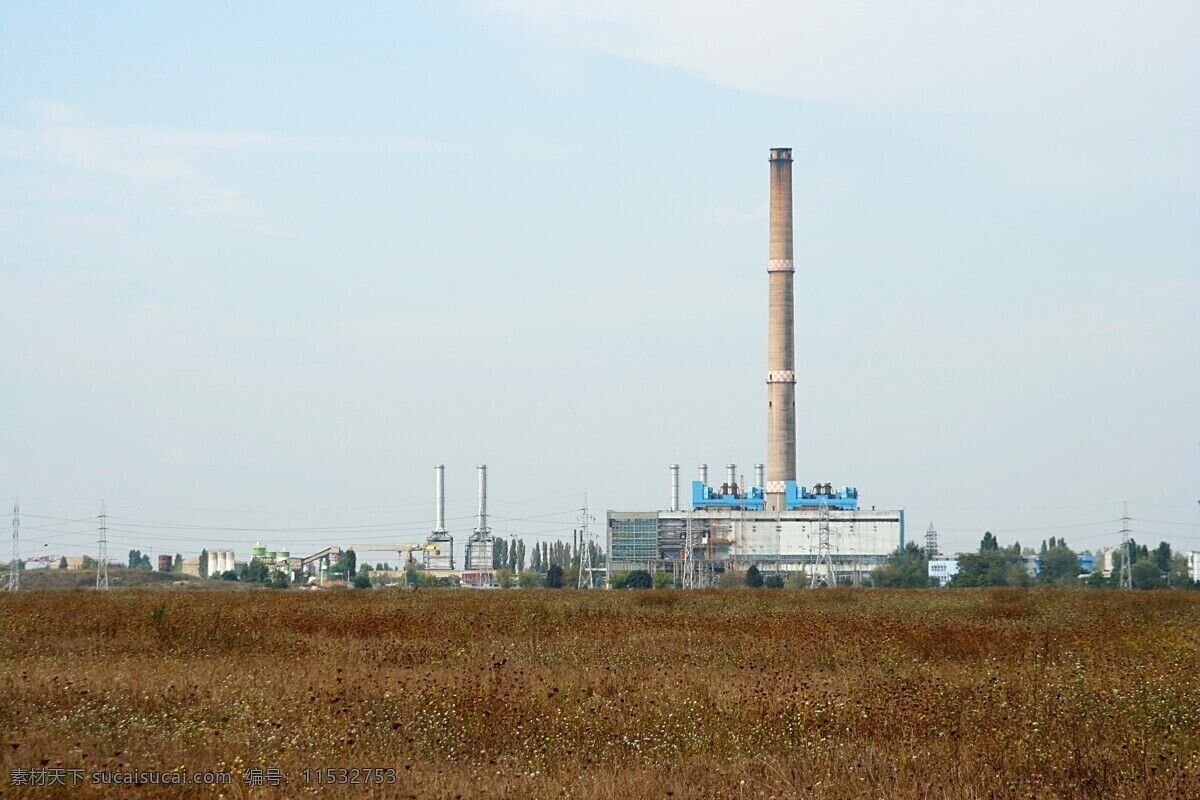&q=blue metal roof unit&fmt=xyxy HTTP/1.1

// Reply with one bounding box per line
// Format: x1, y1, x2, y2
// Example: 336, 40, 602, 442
691, 480, 858, 511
